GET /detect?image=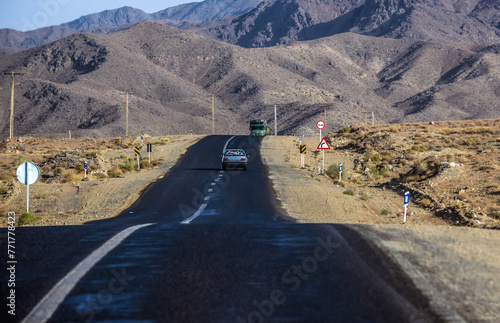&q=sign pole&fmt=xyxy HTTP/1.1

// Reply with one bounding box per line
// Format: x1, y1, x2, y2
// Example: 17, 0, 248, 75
26, 162, 29, 213
137, 156, 140, 170
404, 191, 410, 223
339, 164, 343, 182
322, 149, 325, 175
